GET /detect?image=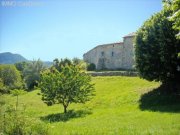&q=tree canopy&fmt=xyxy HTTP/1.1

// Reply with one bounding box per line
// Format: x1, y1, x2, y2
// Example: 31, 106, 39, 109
39, 65, 94, 113
135, 9, 180, 91
23, 59, 45, 90
53, 58, 87, 72
163, 0, 180, 39
0, 65, 22, 92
